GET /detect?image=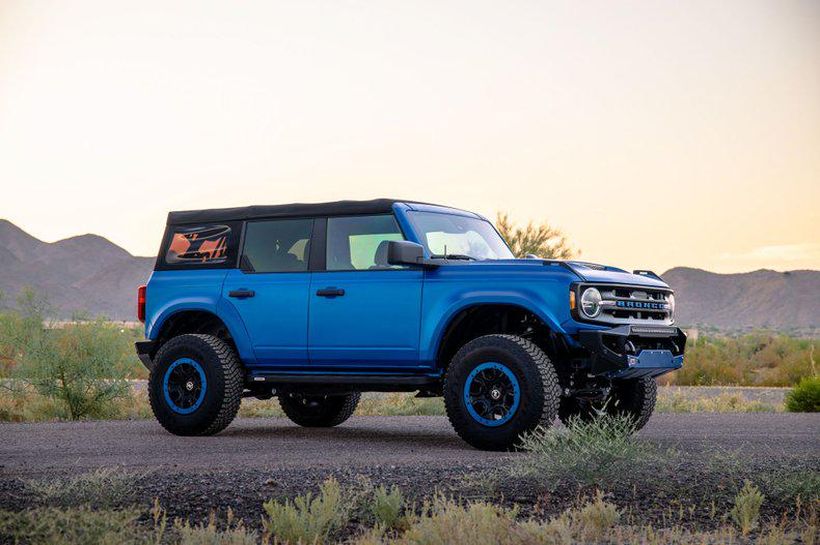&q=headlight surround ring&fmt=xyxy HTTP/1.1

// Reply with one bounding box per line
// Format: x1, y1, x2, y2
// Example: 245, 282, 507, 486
580, 287, 603, 318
